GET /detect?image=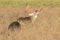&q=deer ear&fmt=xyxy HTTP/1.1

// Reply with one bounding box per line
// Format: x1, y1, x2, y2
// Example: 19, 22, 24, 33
28, 13, 34, 16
